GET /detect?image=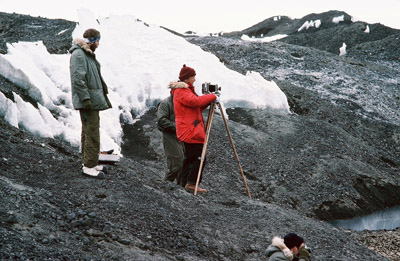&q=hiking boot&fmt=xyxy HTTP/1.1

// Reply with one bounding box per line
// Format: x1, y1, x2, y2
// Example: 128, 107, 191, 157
94, 165, 108, 173
185, 184, 207, 193
82, 166, 105, 179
